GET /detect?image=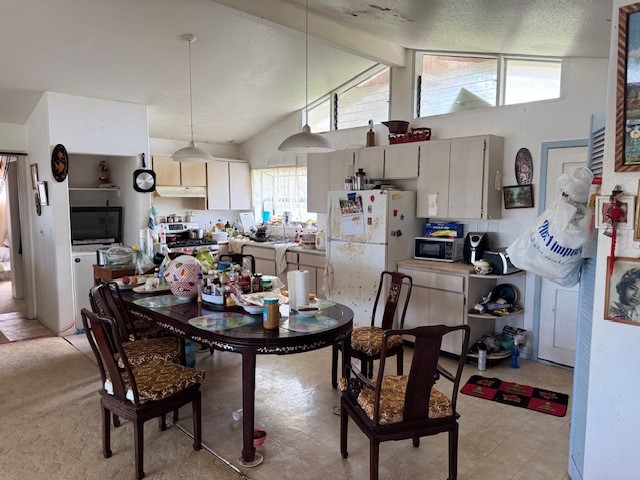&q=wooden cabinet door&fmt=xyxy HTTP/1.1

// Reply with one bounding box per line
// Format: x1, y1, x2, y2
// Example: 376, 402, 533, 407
229, 161, 251, 210
254, 258, 276, 276
206, 161, 230, 210
356, 147, 385, 179
307, 152, 330, 213
152, 155, 180, 186
417, 141, 451, 218
402, 284, 430, 330
428, 289, 465, 355
181, 162, 206, 186
329, 149, 356, 191
448, 137, 485, 219
384, 143, 420, 179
